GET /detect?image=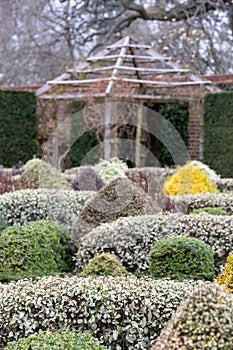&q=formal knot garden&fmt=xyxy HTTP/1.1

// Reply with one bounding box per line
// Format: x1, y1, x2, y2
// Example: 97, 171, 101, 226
0, 157, 233, 349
